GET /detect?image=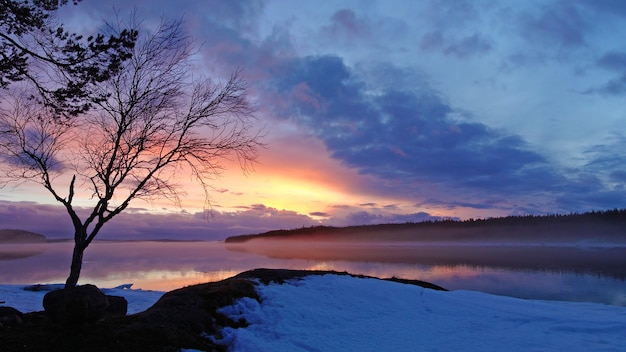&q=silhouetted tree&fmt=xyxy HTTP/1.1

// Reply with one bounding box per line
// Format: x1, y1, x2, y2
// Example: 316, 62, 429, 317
0, 0, 137, 116
0, 18, 262, 287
